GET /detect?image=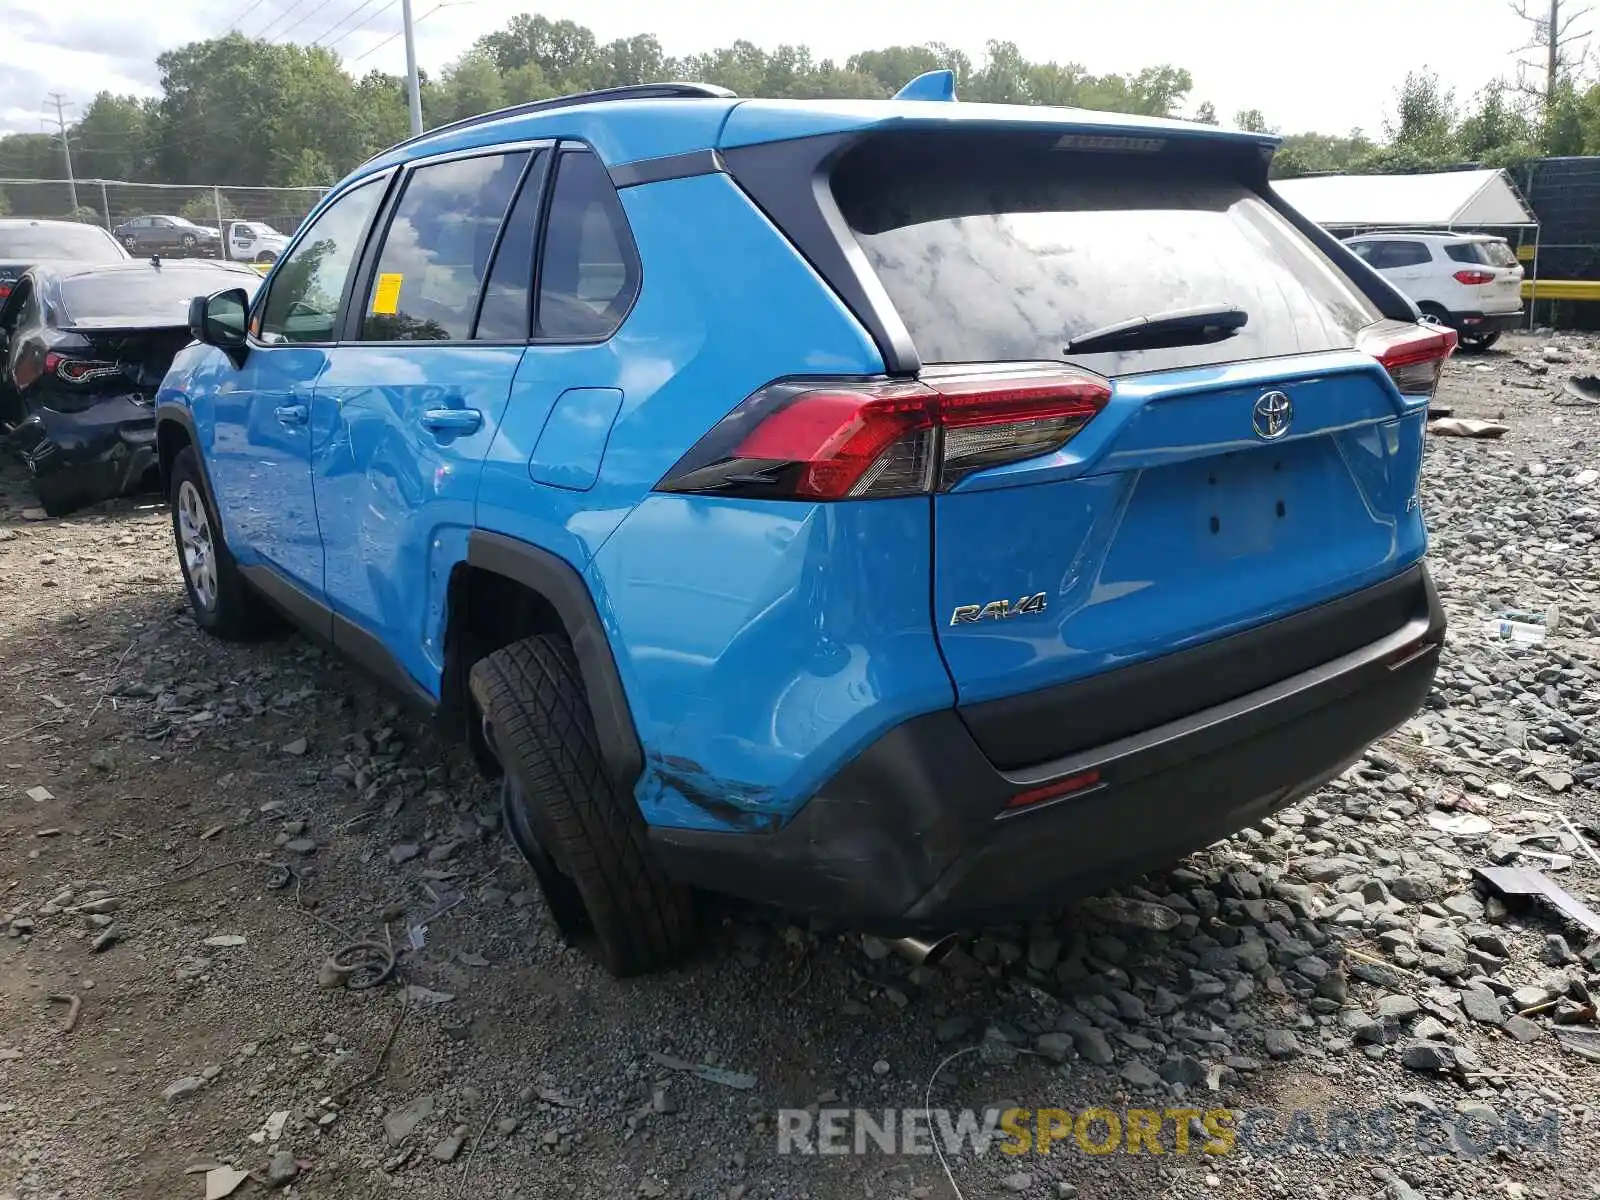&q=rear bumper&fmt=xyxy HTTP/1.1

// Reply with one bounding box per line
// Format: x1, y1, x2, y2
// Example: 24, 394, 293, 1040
649, 563, 1445, 930
9, 398, 157, 514
1452, 308, 1524, 334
